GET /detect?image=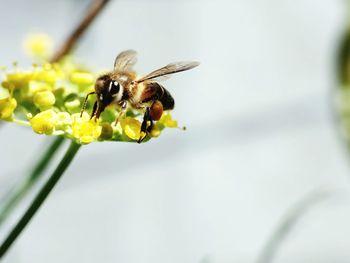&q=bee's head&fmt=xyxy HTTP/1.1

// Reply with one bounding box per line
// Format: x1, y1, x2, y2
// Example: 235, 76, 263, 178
94, 74, 124, 118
